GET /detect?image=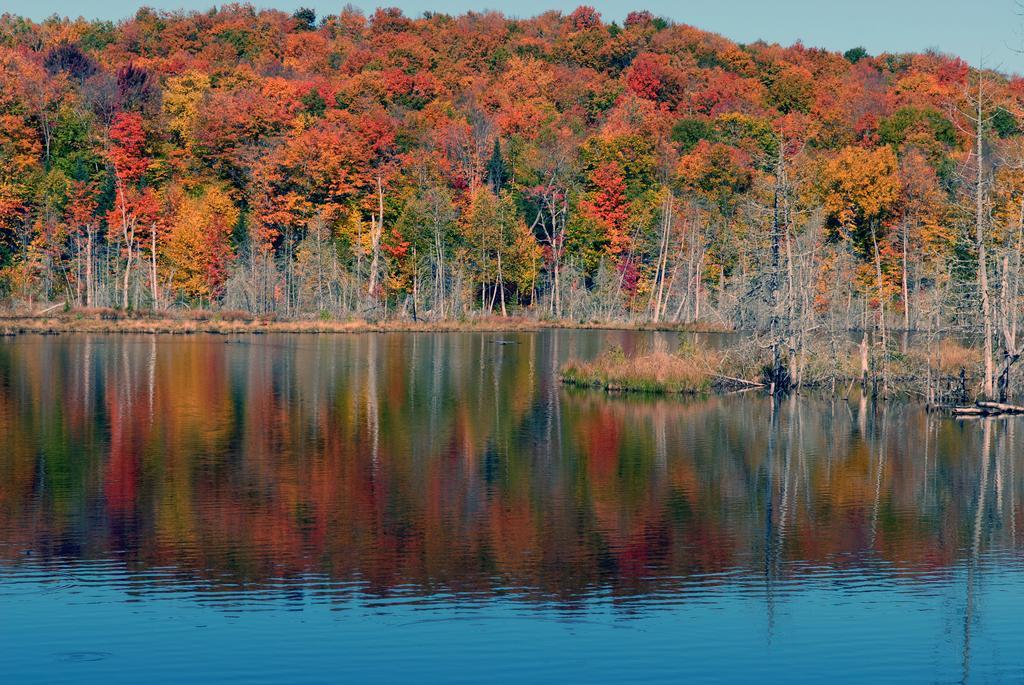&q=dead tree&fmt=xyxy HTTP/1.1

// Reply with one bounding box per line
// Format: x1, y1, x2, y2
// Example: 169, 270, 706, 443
957, 72, 997, 398
765, 141, 794, 393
